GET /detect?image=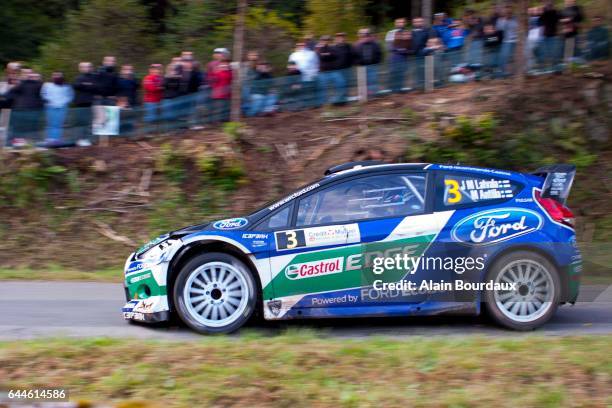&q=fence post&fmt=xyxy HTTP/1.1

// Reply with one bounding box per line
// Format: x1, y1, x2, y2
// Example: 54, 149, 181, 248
357, 66, 368, 103
0, 109, 10, 150
425, 55, 434, 93
564, 37, 575, 72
